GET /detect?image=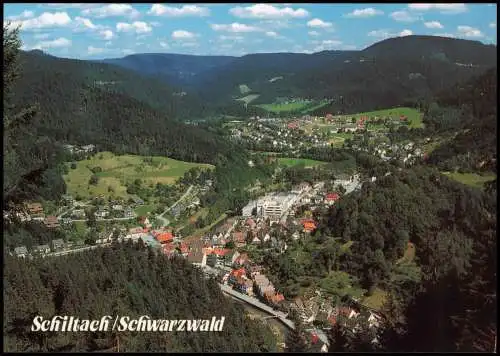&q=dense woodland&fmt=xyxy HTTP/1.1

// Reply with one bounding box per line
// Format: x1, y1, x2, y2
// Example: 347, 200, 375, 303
4, 244, 277, 352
